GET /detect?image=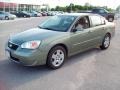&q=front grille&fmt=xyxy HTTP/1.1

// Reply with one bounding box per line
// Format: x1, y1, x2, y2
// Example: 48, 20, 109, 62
8, 41, 19, 50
